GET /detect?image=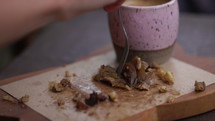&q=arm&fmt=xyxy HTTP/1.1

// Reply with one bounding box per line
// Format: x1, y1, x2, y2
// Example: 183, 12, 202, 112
0, 0, 121, 47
